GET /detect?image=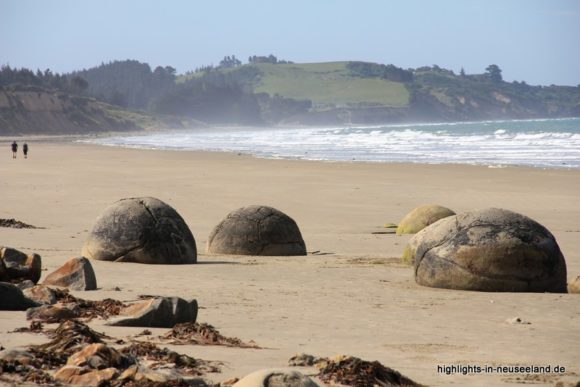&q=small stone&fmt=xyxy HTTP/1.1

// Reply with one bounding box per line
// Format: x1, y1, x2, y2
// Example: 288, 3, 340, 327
506, 317, 531, 325
288, 353, 322, 367
568, 276, 580, 294
43, 256, 97, 291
